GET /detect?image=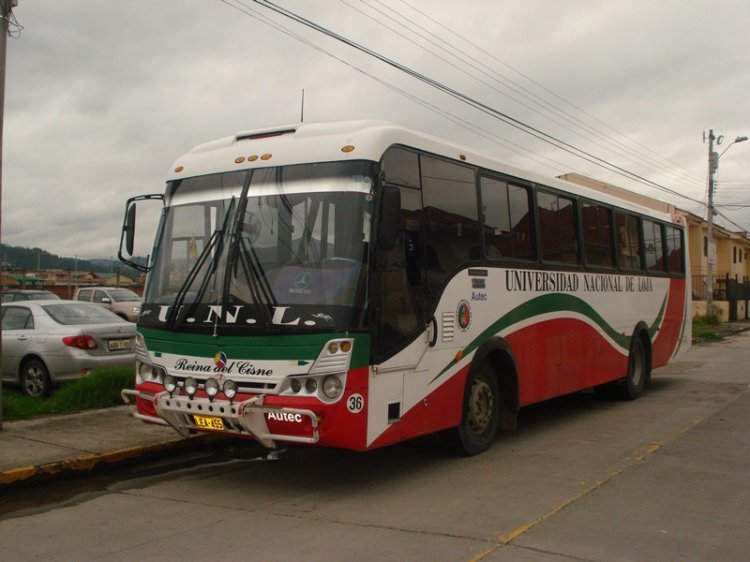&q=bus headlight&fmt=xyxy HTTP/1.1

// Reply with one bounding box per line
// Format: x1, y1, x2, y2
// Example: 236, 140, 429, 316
137, 361, 165, 384
322, 375, 343, 399
205, 378, 219, 400
163, 375, 177, 395
223, 380, 238, 400
184, 377, 198, 398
